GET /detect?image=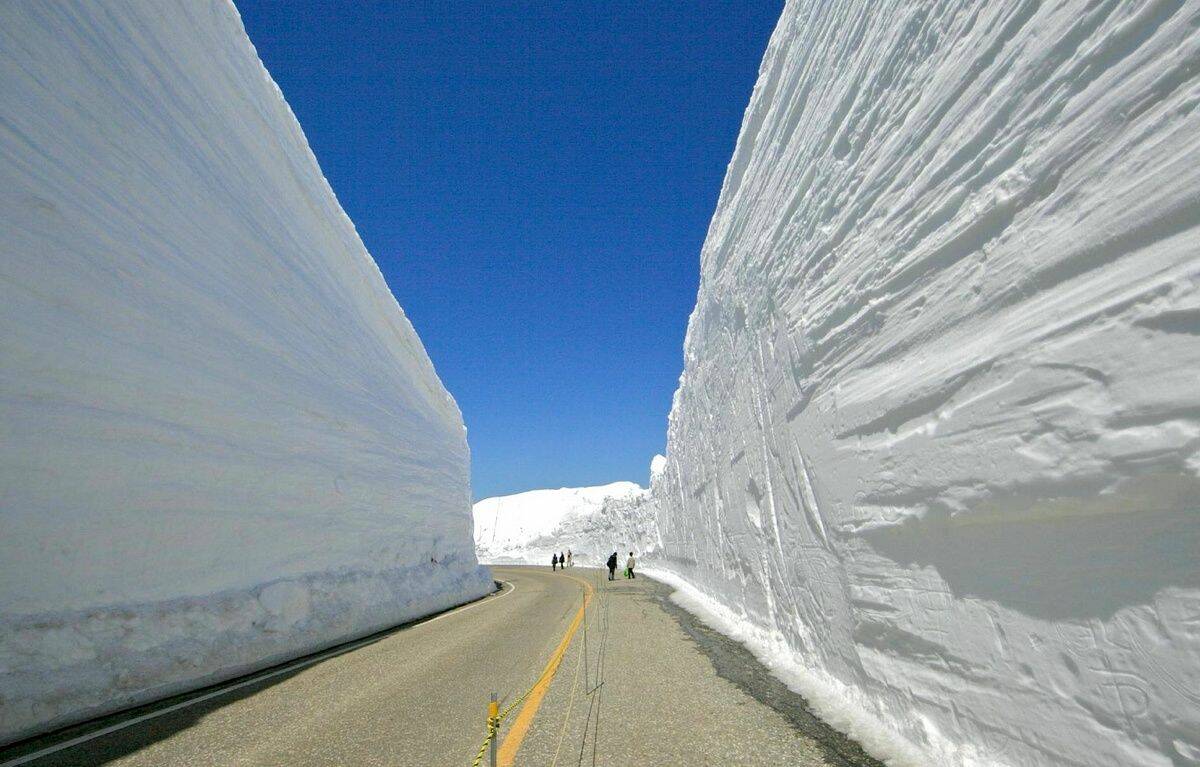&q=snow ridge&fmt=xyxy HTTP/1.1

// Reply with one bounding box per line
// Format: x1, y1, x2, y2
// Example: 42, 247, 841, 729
0, 0, 490, 743
642, 2, 1200, 765
473, 480, 655, 566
